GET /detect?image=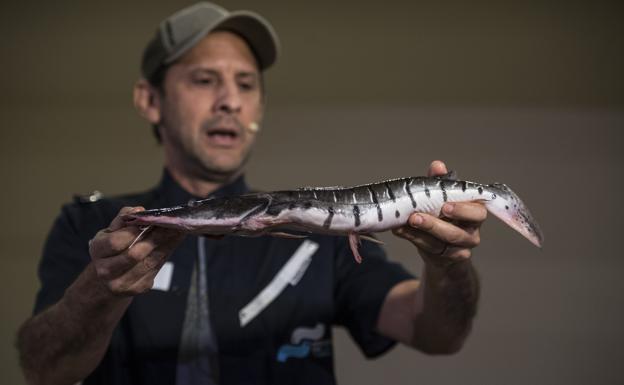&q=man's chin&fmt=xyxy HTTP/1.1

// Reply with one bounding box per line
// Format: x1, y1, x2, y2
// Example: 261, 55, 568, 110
196, 160, 245, 182
194, 150, 252, 183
